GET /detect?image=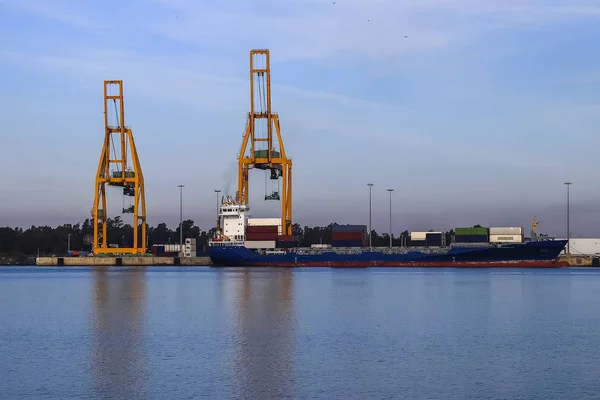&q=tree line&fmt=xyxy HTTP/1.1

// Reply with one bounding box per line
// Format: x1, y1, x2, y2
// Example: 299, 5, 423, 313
0, 218, 451, 257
